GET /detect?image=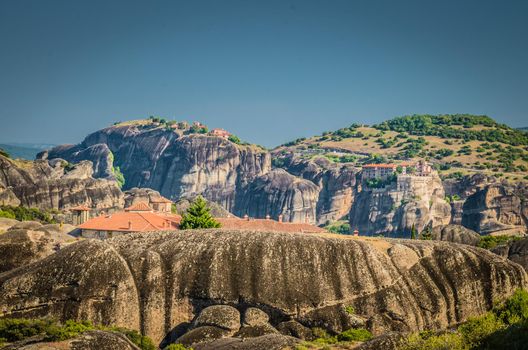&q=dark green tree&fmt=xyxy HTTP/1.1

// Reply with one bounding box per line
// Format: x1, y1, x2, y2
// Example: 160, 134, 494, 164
410, 224, 417, 240
179, 196, 221, 229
